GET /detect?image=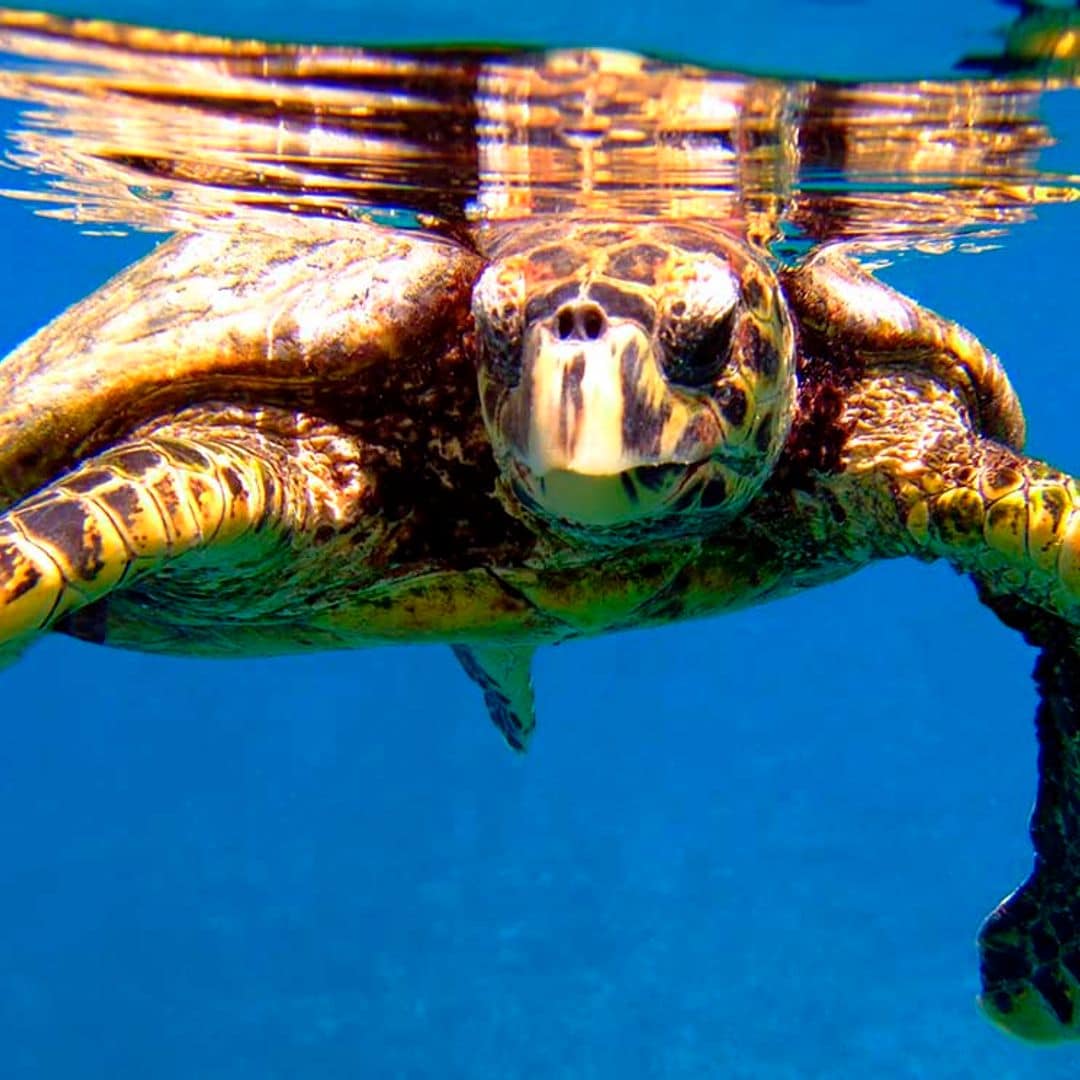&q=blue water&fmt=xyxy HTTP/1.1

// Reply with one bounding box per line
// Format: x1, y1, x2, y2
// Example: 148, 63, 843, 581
0, 1, 1078, 1076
